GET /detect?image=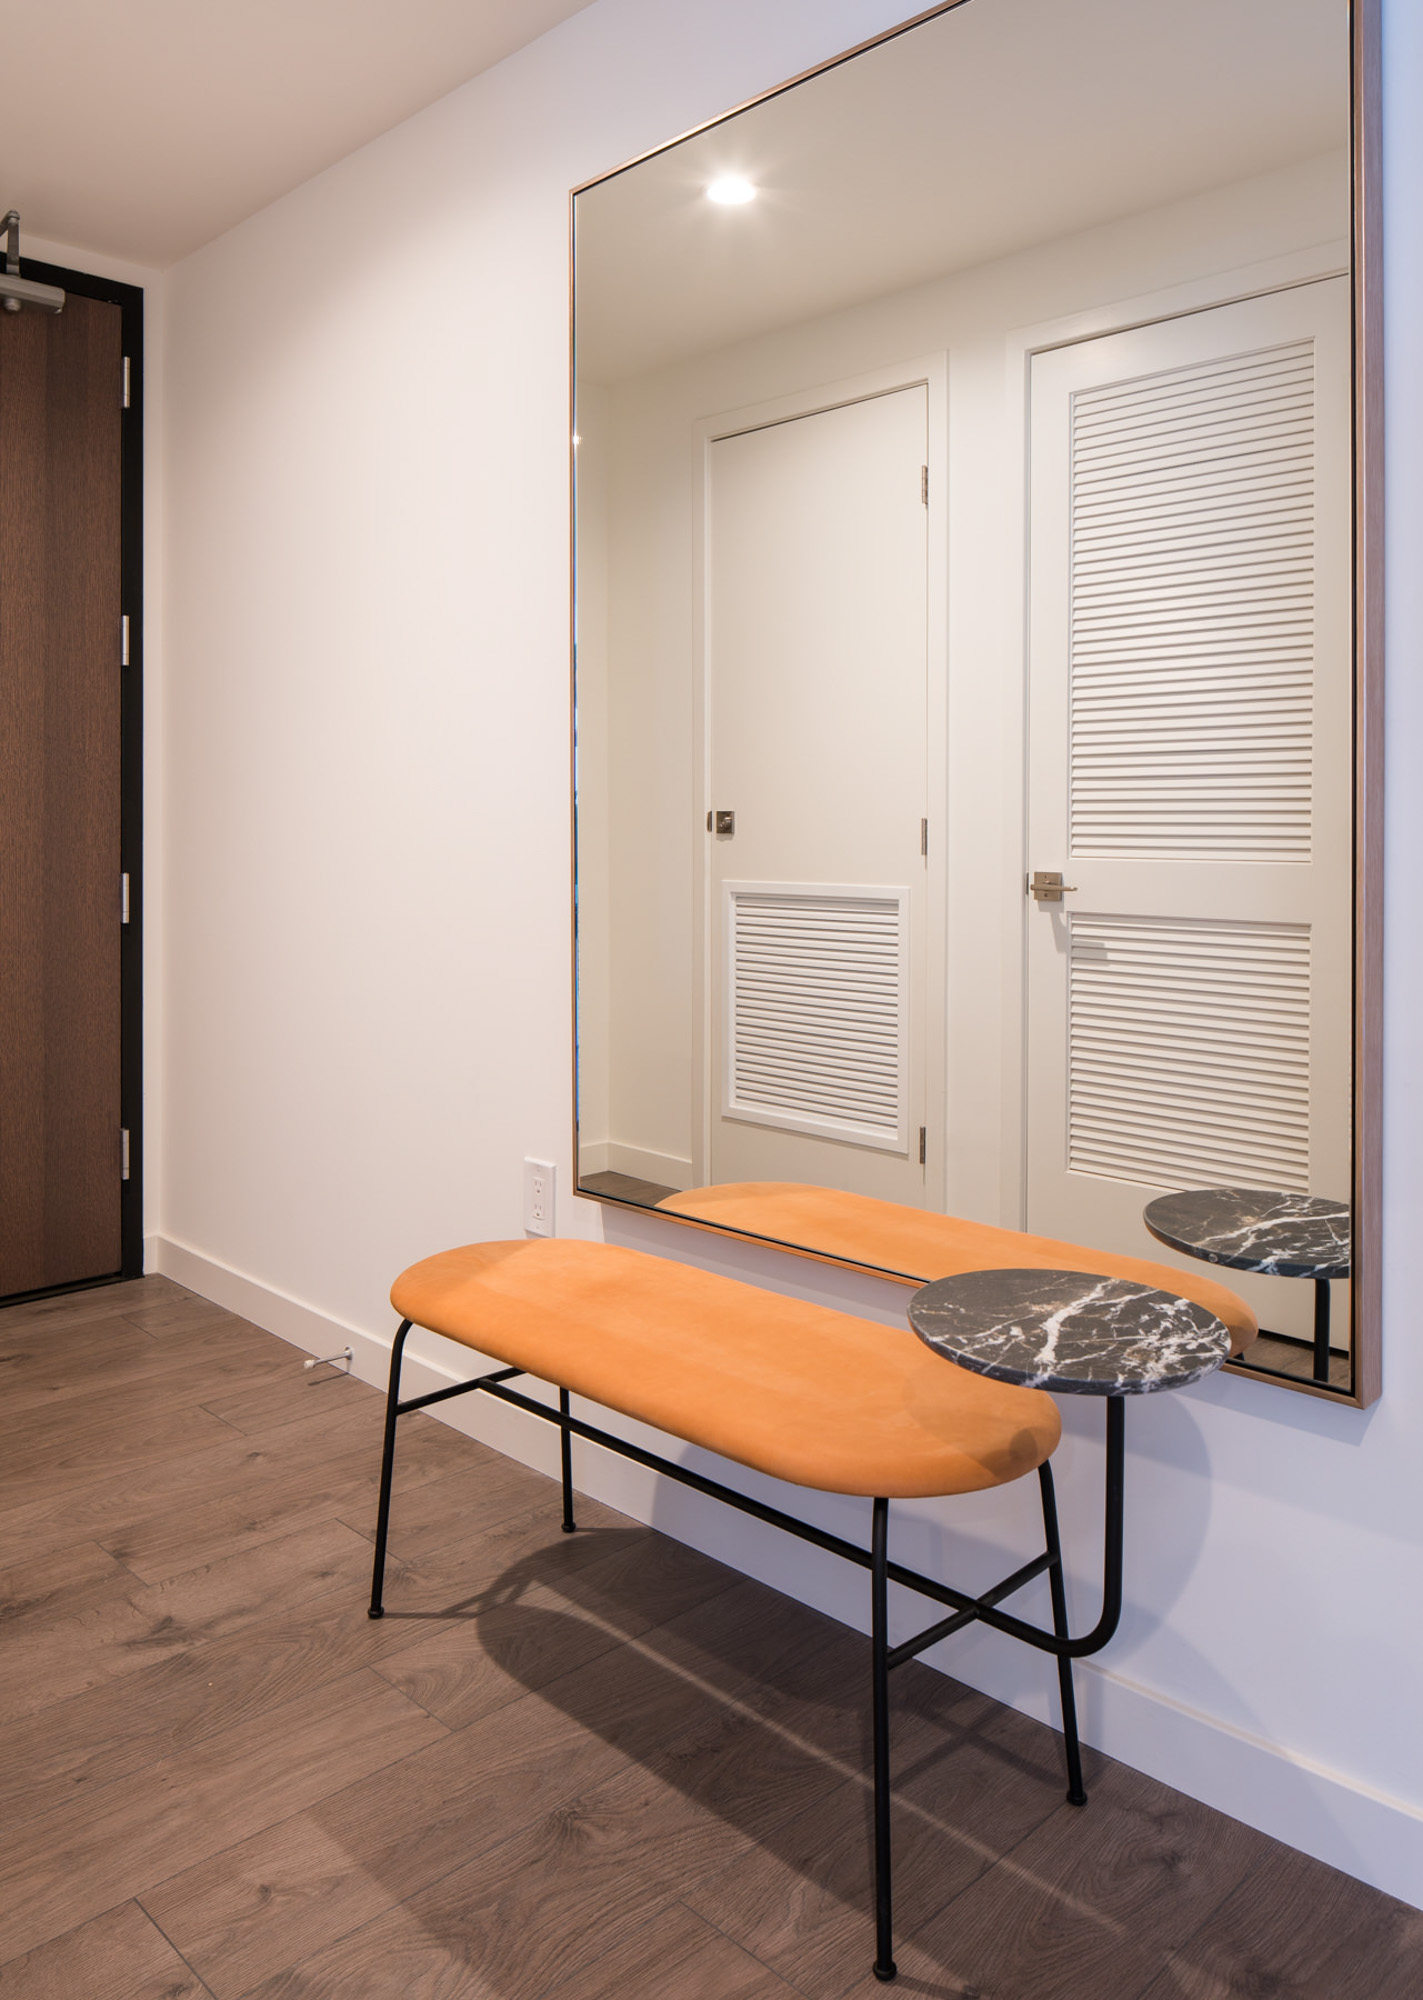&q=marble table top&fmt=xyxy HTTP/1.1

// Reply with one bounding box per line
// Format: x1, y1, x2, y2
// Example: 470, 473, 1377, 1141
908, 1268, 1230, 1397
1142, 1188, 1350, 1281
